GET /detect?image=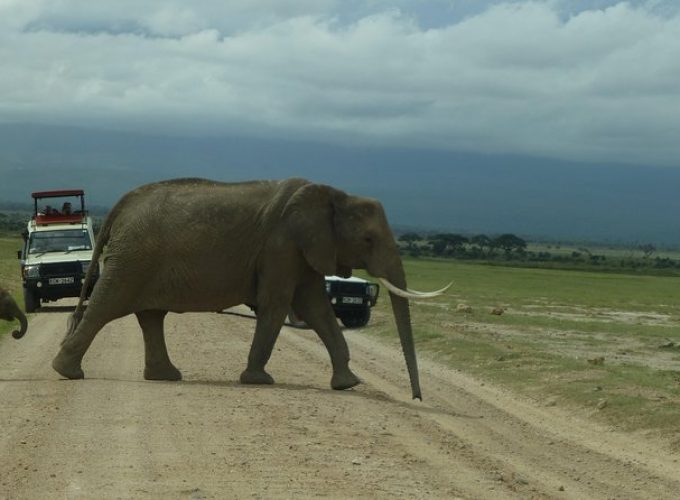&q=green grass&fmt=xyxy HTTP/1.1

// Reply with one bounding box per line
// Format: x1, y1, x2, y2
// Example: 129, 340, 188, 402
402, 257, 680, 309
363, 257, 680, 443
